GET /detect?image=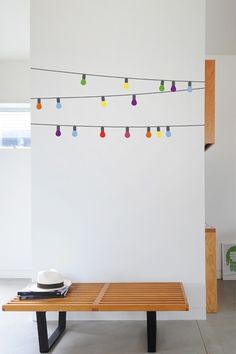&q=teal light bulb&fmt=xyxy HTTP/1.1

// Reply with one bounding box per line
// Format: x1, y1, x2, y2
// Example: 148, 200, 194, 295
166, 126, 171, 137
72, 126, 78, 137
56, 98, 62, 109
187, 81, 192, 92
